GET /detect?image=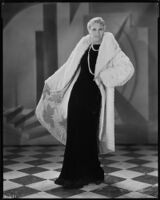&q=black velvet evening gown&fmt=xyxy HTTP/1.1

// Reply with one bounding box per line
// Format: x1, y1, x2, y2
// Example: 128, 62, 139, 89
55, 44, 104, 188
